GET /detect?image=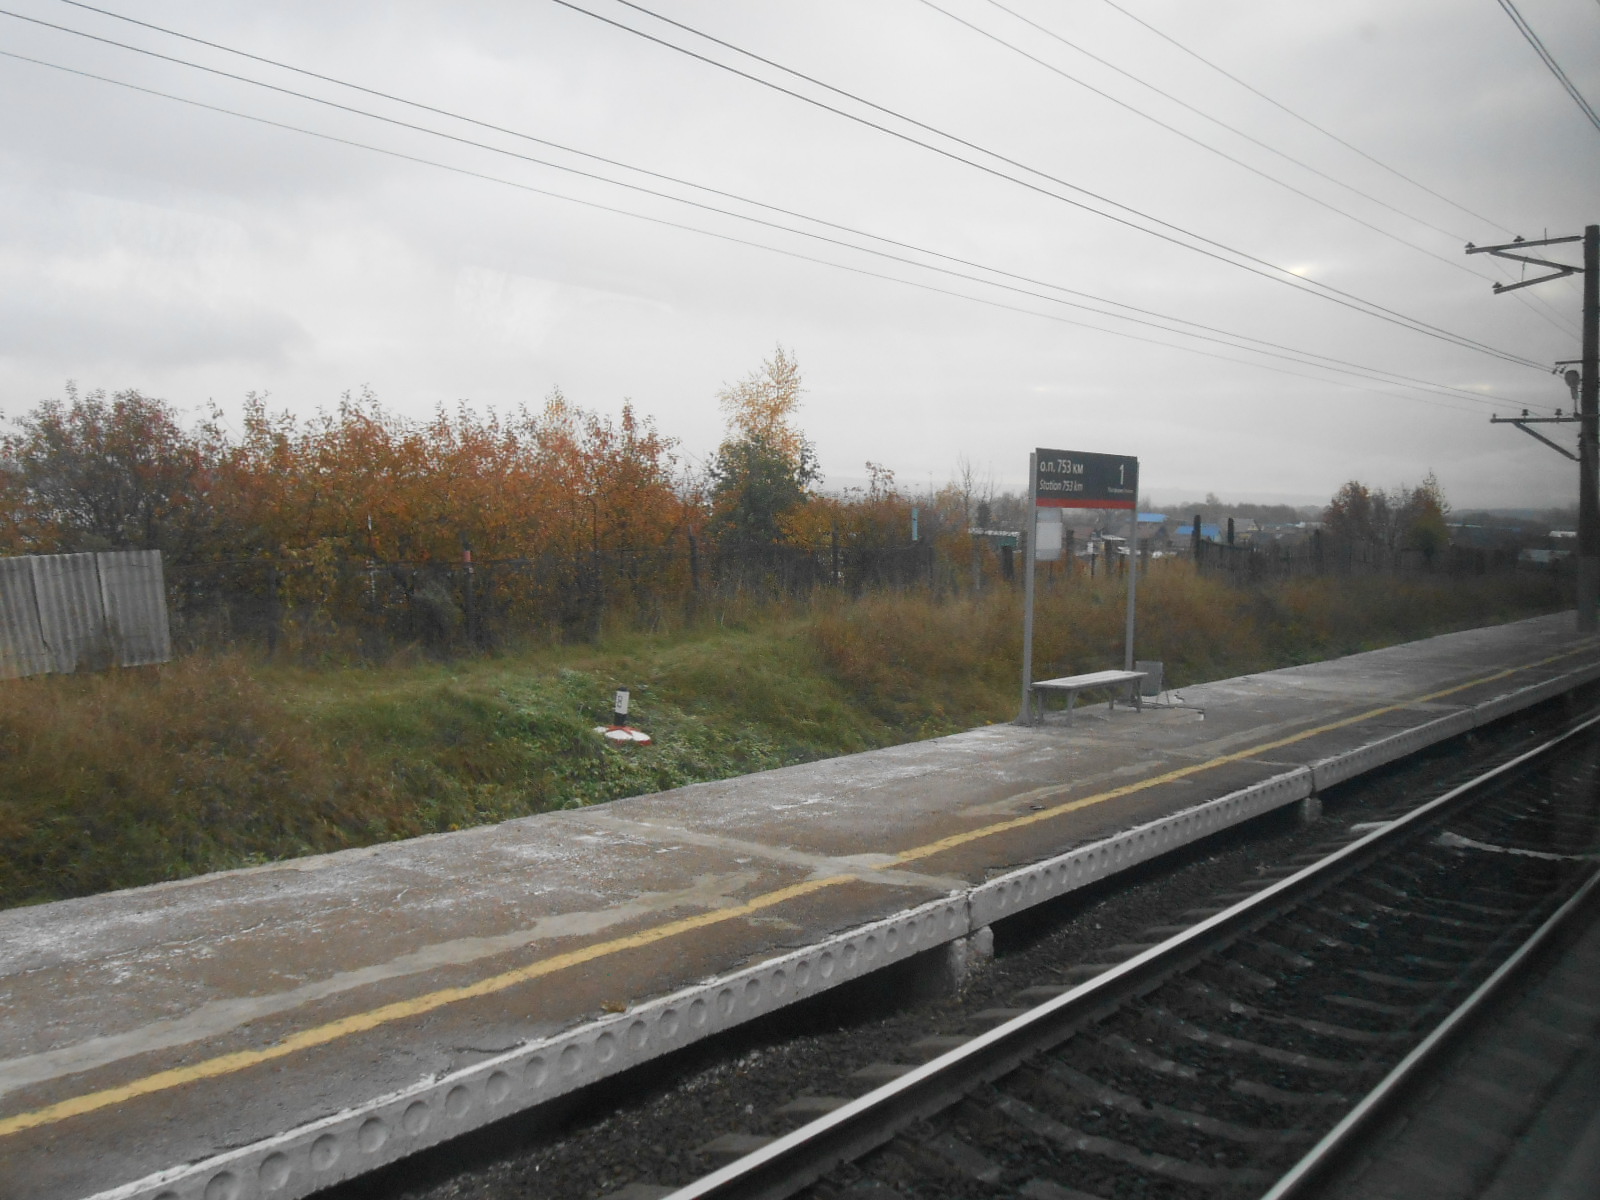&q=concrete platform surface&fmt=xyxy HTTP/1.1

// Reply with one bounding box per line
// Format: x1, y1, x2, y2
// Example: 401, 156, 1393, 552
3, 614, 1599, 1200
